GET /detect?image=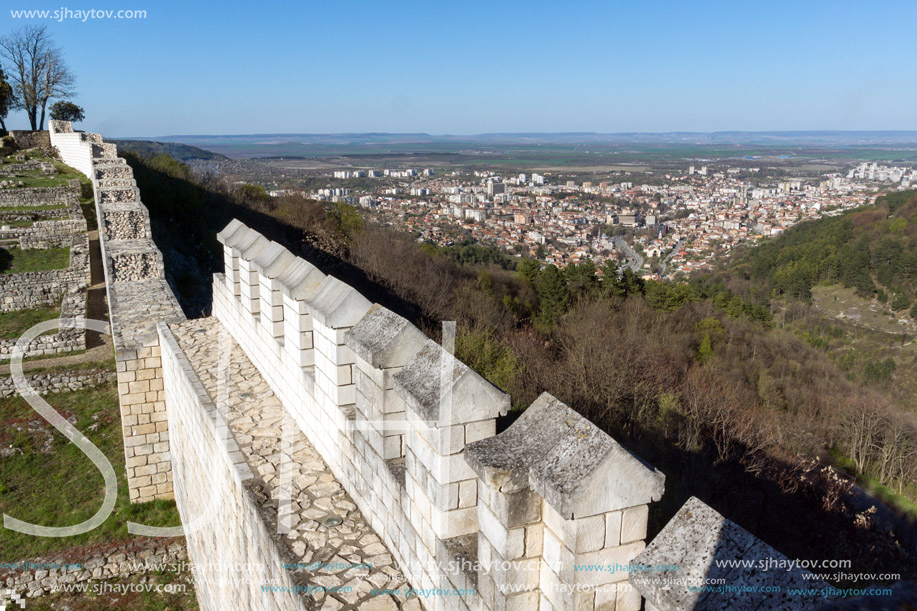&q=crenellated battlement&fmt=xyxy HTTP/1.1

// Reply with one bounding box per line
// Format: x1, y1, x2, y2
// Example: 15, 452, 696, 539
184, 219, 664, 610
